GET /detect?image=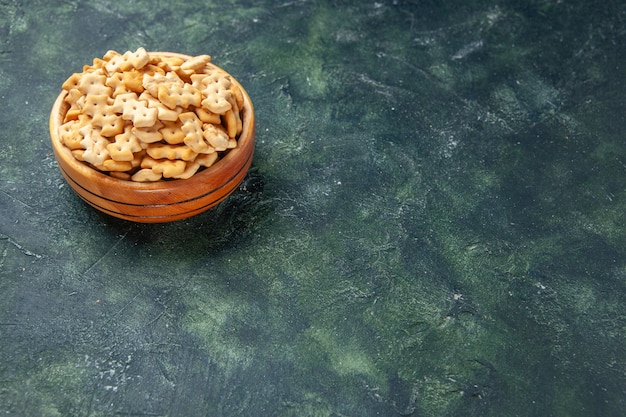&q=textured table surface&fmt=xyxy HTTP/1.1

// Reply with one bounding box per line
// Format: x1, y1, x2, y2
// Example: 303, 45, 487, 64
1, 1, 625, 416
